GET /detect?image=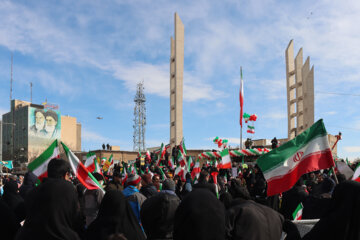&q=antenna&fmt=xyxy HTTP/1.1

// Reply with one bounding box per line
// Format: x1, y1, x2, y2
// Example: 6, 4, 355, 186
10, 53, 13, 103
30, 82, 33, 103
133, 81, 146, 152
